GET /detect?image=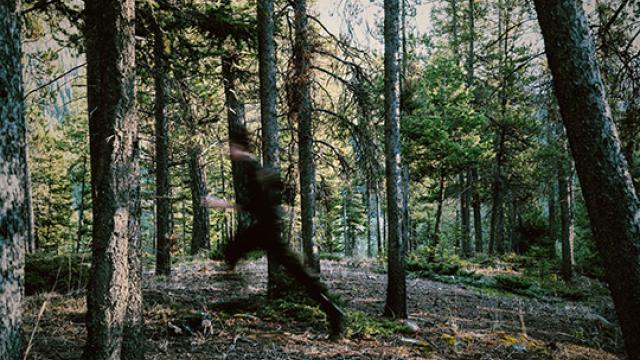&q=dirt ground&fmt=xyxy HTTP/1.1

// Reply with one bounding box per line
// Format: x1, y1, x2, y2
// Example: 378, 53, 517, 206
22, 258, 626, 359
